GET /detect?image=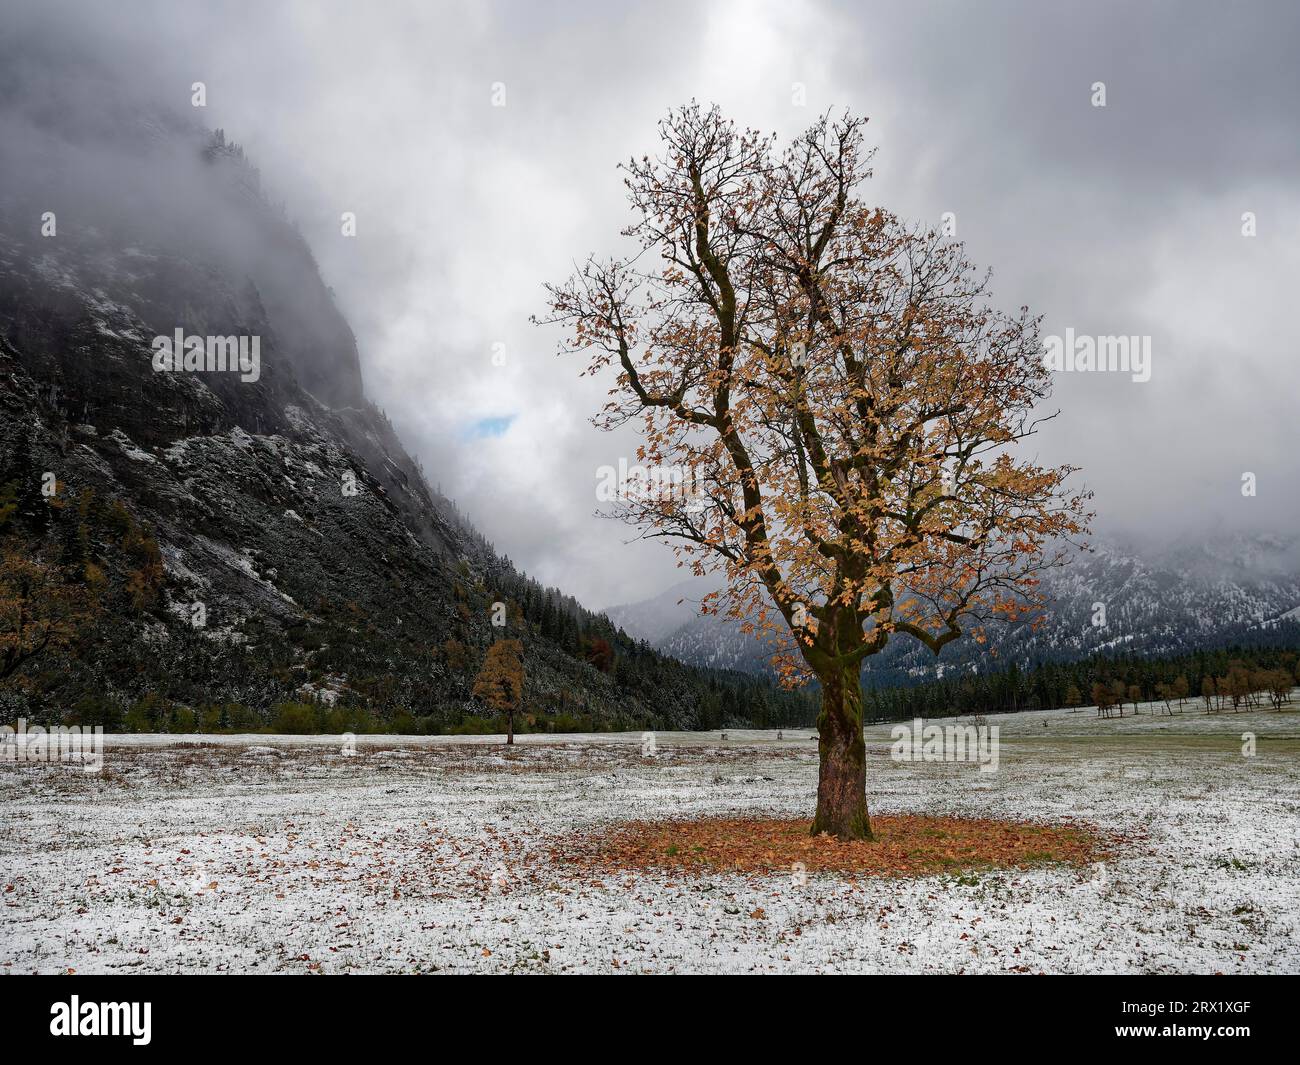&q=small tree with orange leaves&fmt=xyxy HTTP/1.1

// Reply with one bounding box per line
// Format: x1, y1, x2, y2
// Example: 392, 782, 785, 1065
539, 104, 1090, 839
0, 548, 97, 684
472, 638, 525, 745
